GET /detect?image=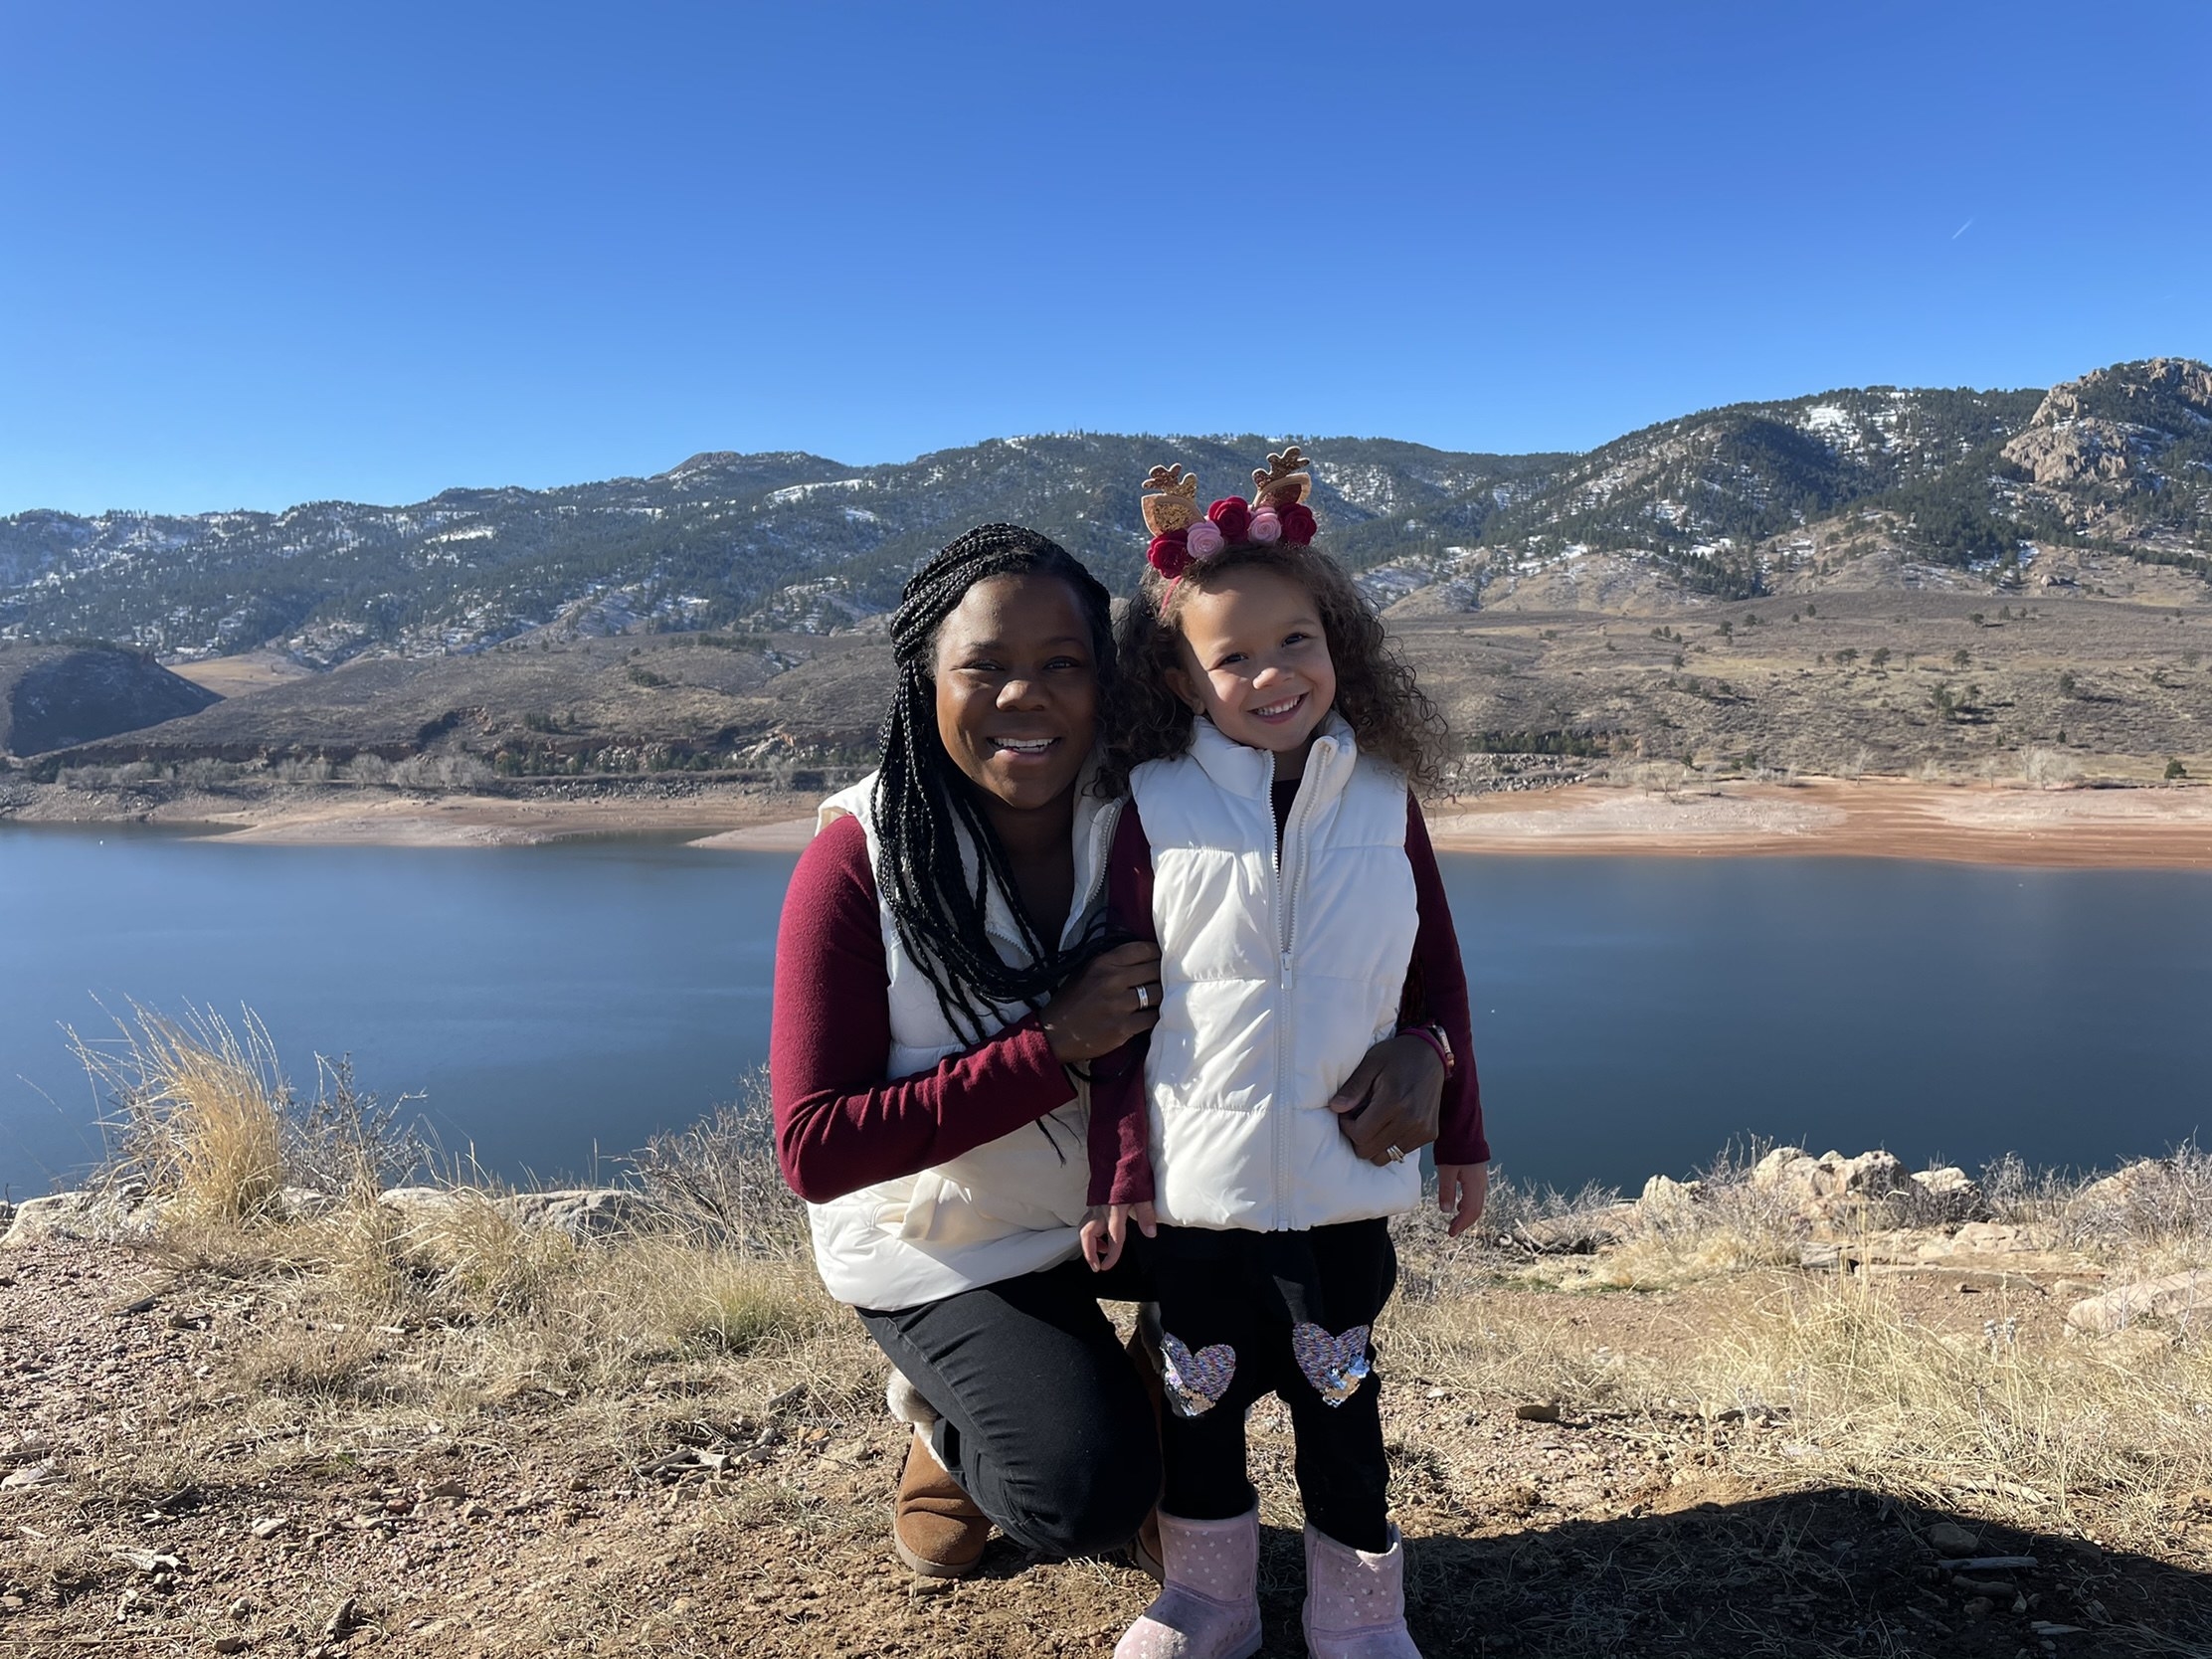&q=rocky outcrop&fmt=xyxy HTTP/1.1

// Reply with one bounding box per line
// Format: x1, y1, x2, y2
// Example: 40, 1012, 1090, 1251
0, 1188, 163, 1248
5, 1183, 662, 1248
375, 1185, 664, 1238
0, 644, 221, 758
2001, 356, 2212, 488
495, 1188, 662, 1238
2067, 1157, 2206, 1234
1751, 1146, 1913, 1201
2065, 1270, 2208, 1337
1636, 1174, 1704, 1226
